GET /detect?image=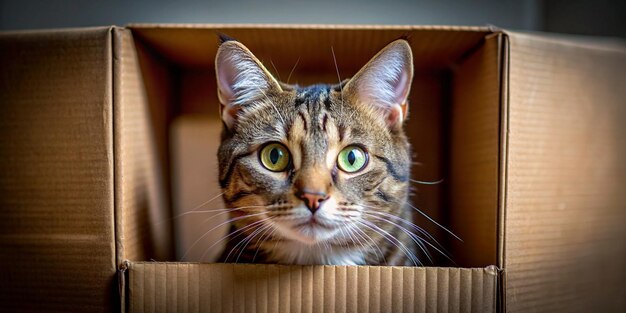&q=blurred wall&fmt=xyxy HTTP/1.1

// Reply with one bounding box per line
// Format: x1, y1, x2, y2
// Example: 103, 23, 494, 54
1, 0, 542, 30
543, 0, 626, 38
2, 0, 624, 38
